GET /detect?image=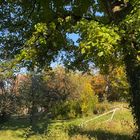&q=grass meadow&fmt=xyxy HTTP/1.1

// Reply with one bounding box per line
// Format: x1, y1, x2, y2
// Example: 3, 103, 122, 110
0, 102, 134, 140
